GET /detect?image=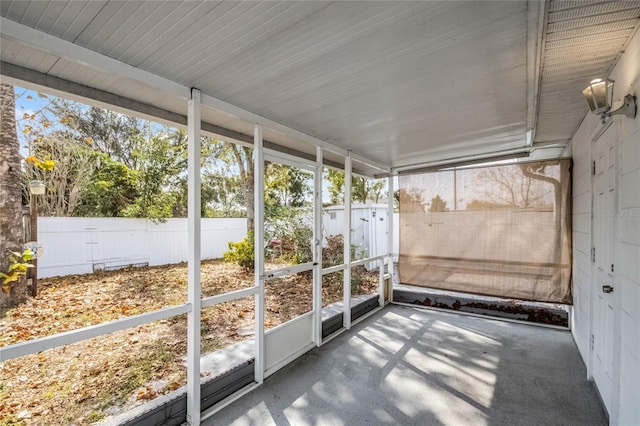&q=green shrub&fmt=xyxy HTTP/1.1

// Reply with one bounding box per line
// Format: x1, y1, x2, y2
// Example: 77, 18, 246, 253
224, 231, 254, 270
